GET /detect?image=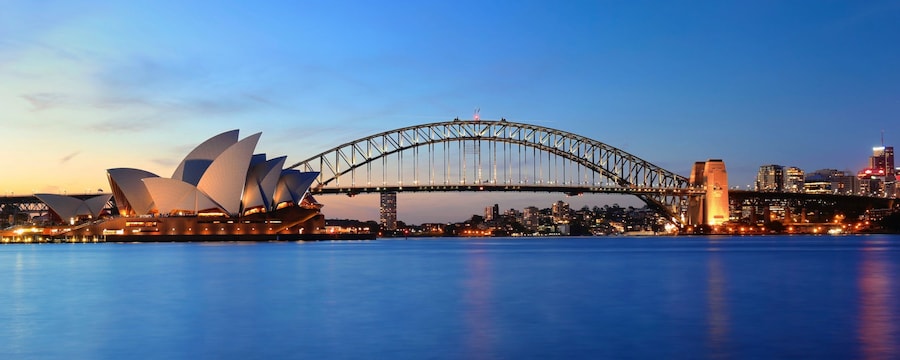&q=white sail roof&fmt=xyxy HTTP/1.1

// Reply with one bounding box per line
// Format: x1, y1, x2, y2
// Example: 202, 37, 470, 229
107, 168, 158, 215
104, 129, 311, 219
274, 170, 319, 205
35, 194, 112, 221
171, 130, 239, 186
142, 178, 223, 215
196, 132, 262, 216
242, 156, 286, 211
